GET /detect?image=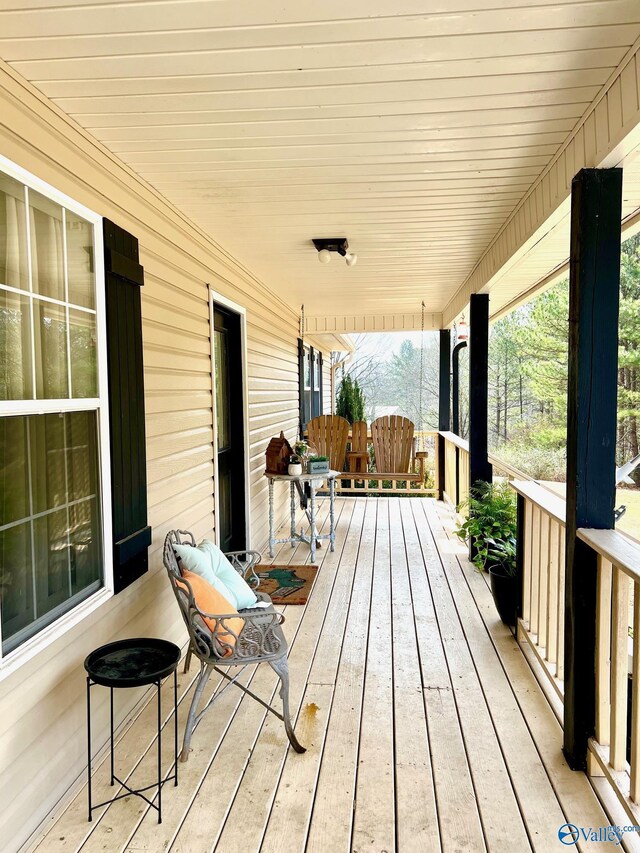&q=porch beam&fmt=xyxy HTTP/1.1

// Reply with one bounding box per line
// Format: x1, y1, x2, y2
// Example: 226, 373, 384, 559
438, 329, 451, 501
468, 294, 493, 560
304, 311, 442, 335
563, 167, 622, 770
